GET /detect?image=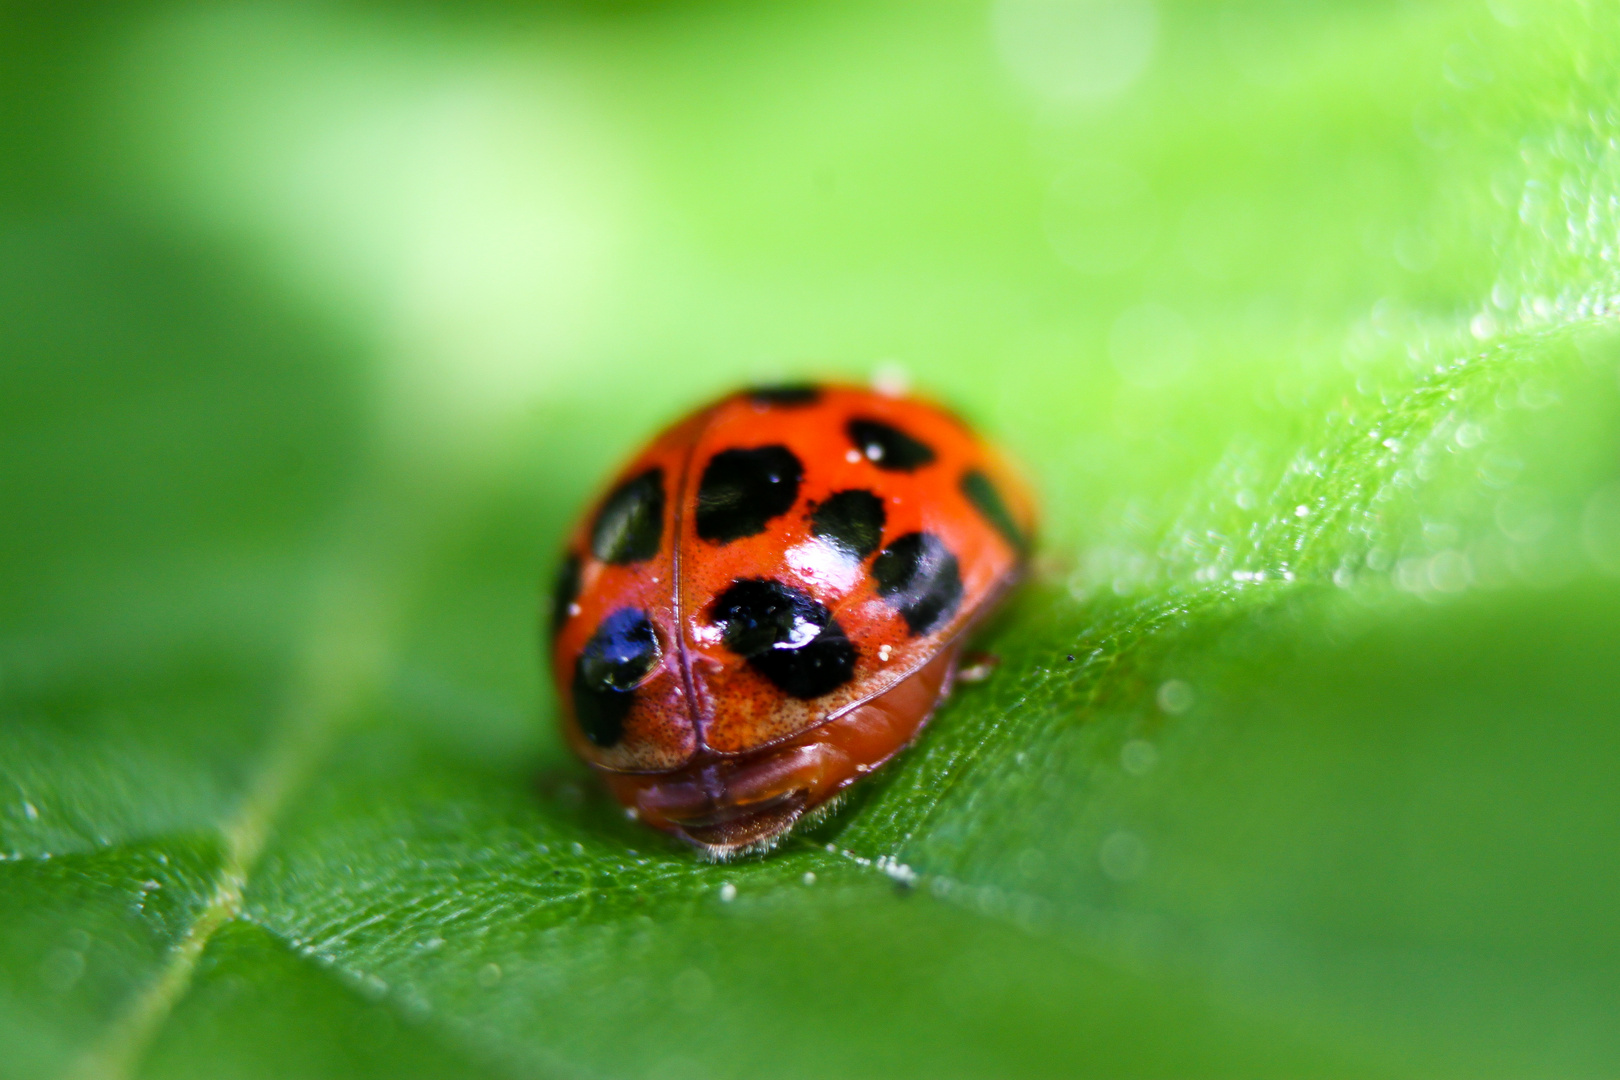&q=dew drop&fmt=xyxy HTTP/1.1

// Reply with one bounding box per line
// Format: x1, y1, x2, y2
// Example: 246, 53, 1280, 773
1156, 679, 1194, 714
1120, 739, 1158, 775
1099, 830, 1148, 881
